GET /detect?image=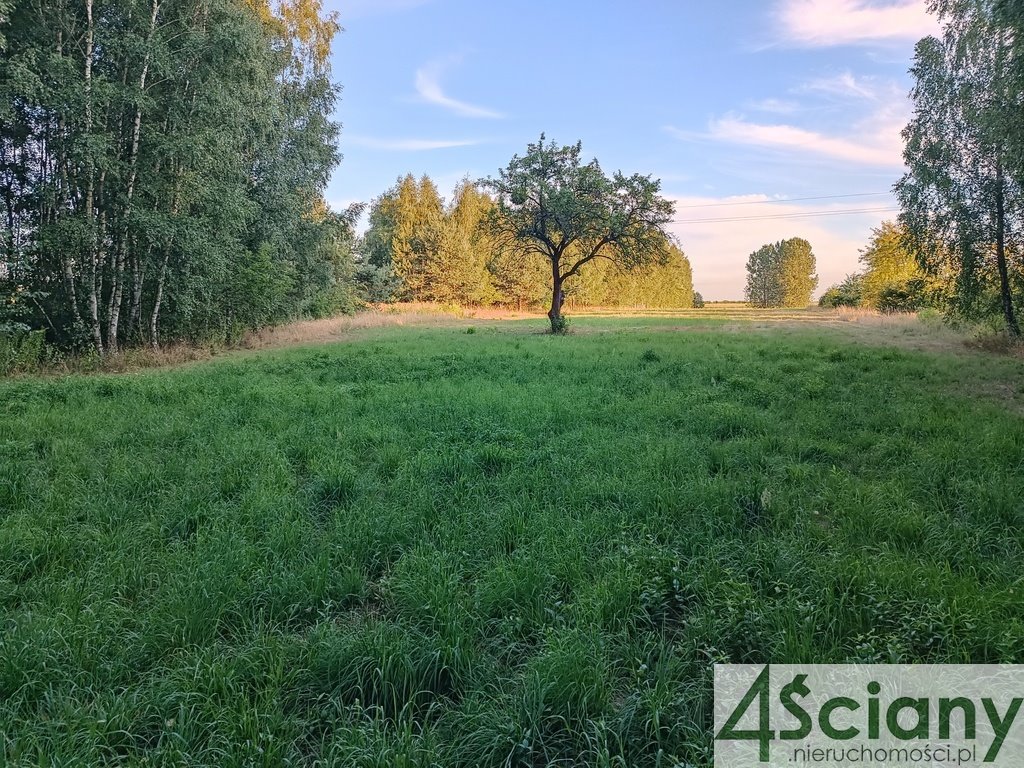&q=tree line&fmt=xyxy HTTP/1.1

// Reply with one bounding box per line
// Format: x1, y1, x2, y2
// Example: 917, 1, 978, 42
1, 0, 356, 353
5, 0, 1023, 353
358, 162, 694, 321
